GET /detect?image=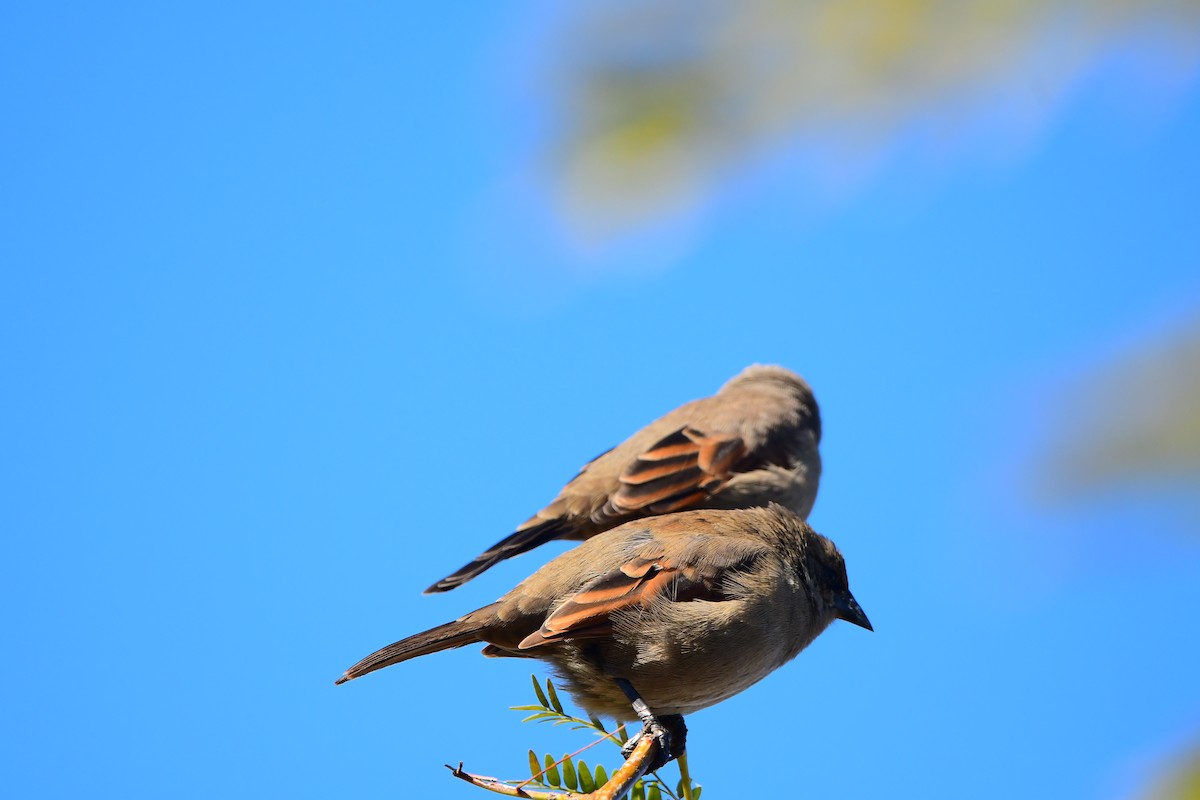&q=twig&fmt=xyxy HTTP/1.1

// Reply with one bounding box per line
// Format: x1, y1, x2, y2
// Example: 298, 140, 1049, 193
447, 762, 579, 799
677, 752, 694, 800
